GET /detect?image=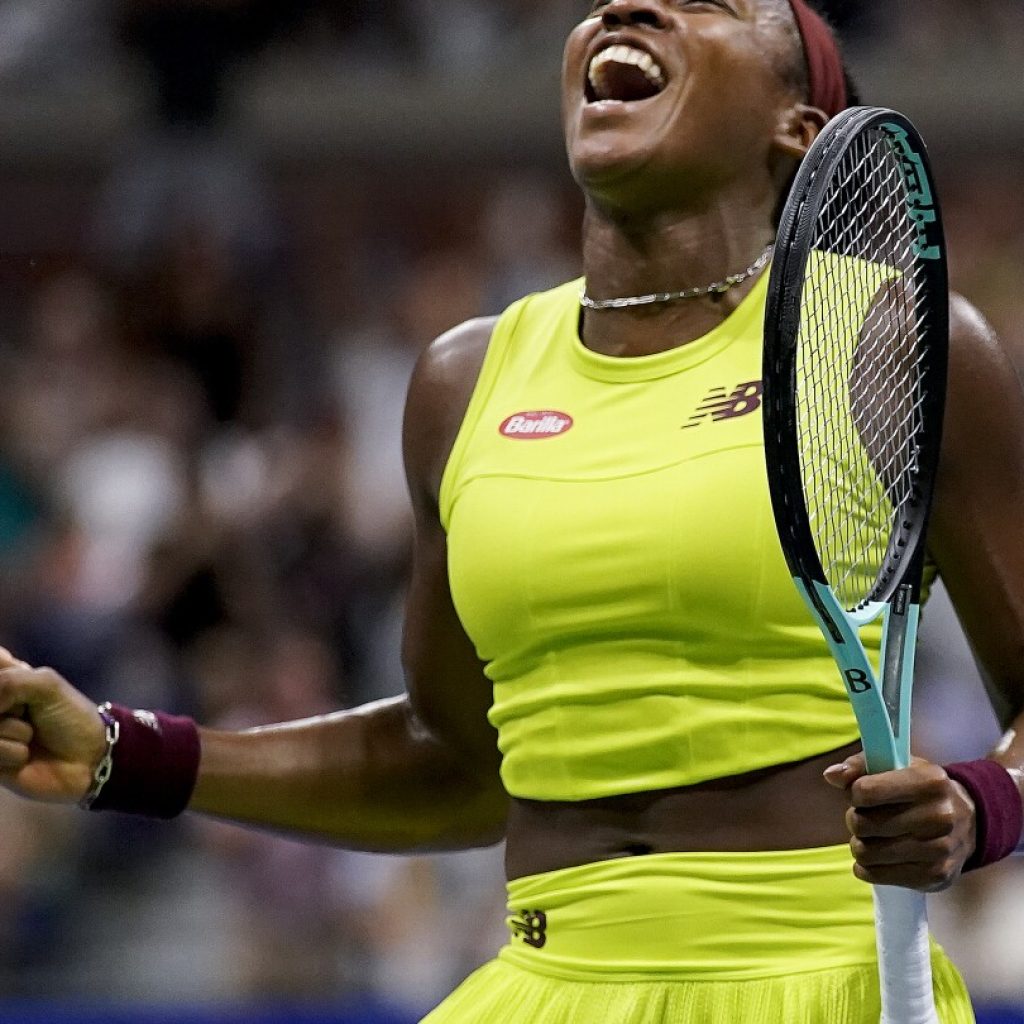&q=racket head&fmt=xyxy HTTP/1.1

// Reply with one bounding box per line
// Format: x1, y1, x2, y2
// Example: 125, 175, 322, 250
764, 107, 949, 614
